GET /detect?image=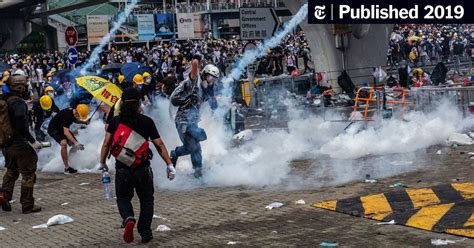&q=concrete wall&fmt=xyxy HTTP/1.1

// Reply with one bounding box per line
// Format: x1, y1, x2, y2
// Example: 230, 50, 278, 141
283, 1, 392, 87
